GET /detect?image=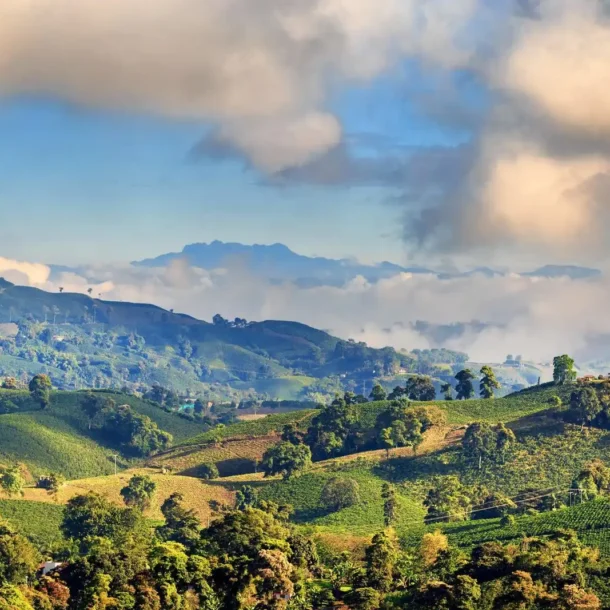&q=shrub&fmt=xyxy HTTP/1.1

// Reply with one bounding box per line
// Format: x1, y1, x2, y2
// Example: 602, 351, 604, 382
198, 463, 219, 480
320, 477, 360, 511
500, 514, 516, 527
